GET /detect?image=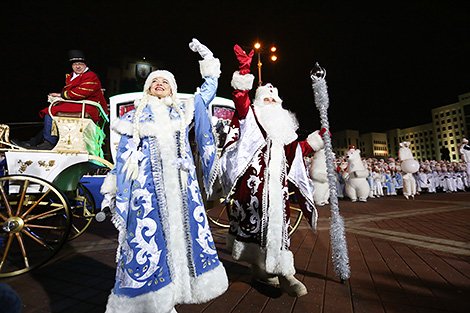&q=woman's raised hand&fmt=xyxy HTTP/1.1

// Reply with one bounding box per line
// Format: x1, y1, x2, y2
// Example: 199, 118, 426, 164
189, 38, 214, 60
